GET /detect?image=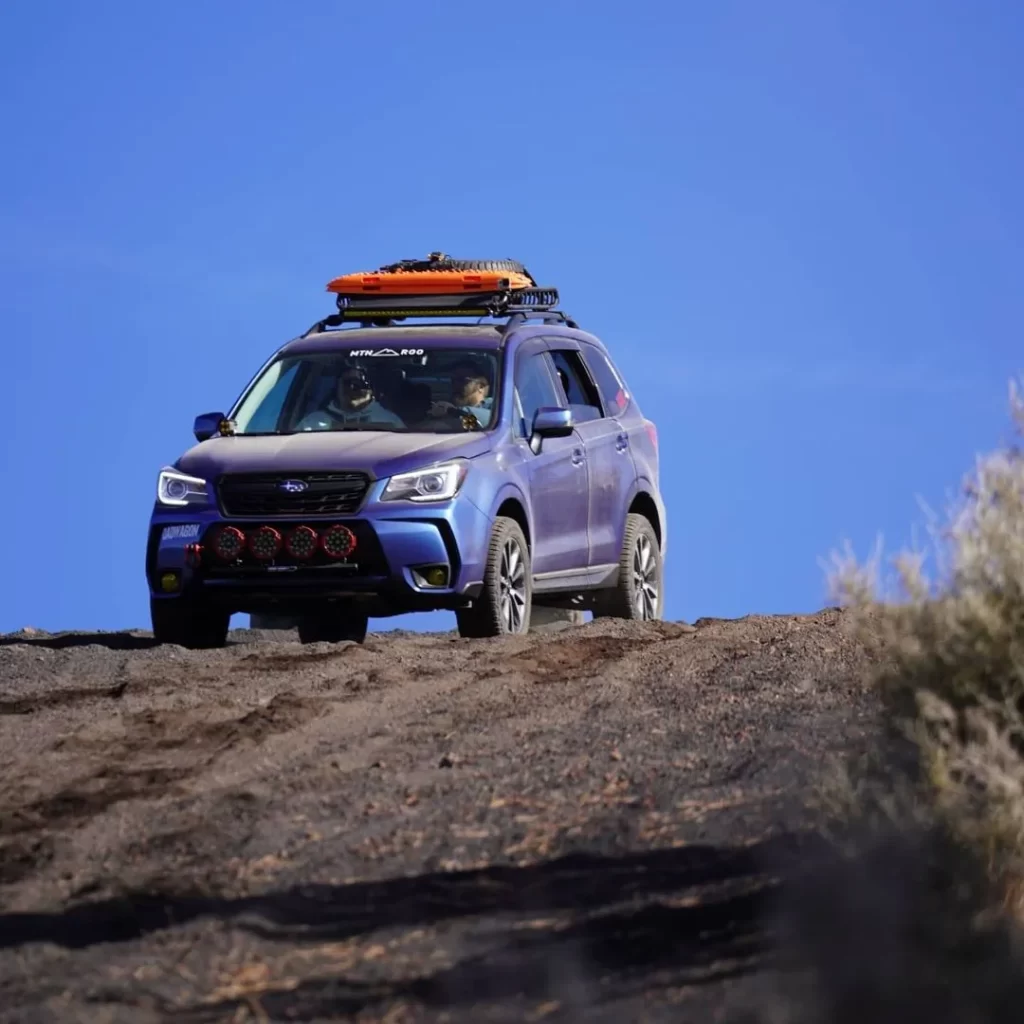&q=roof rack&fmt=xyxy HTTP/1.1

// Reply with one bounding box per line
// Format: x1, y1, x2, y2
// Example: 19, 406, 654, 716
303, 286, 578, 336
